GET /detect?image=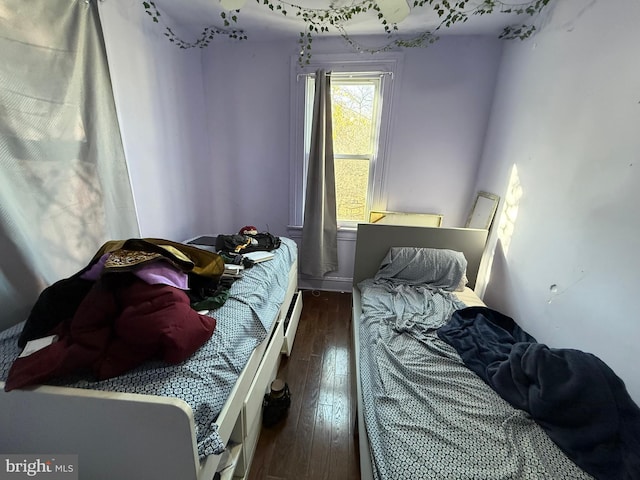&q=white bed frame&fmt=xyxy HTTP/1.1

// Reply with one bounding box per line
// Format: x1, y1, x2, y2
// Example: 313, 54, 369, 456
0, 259, 303, 480
350, 224, 489, 479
